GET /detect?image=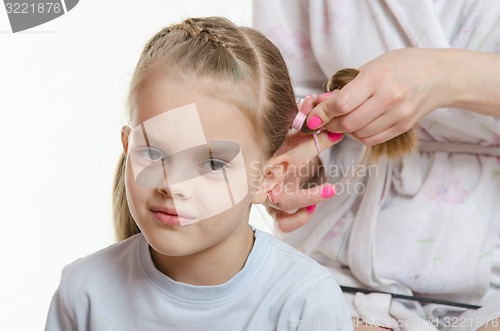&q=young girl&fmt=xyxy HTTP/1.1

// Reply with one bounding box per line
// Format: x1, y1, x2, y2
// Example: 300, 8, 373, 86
45, 17, 352, 330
